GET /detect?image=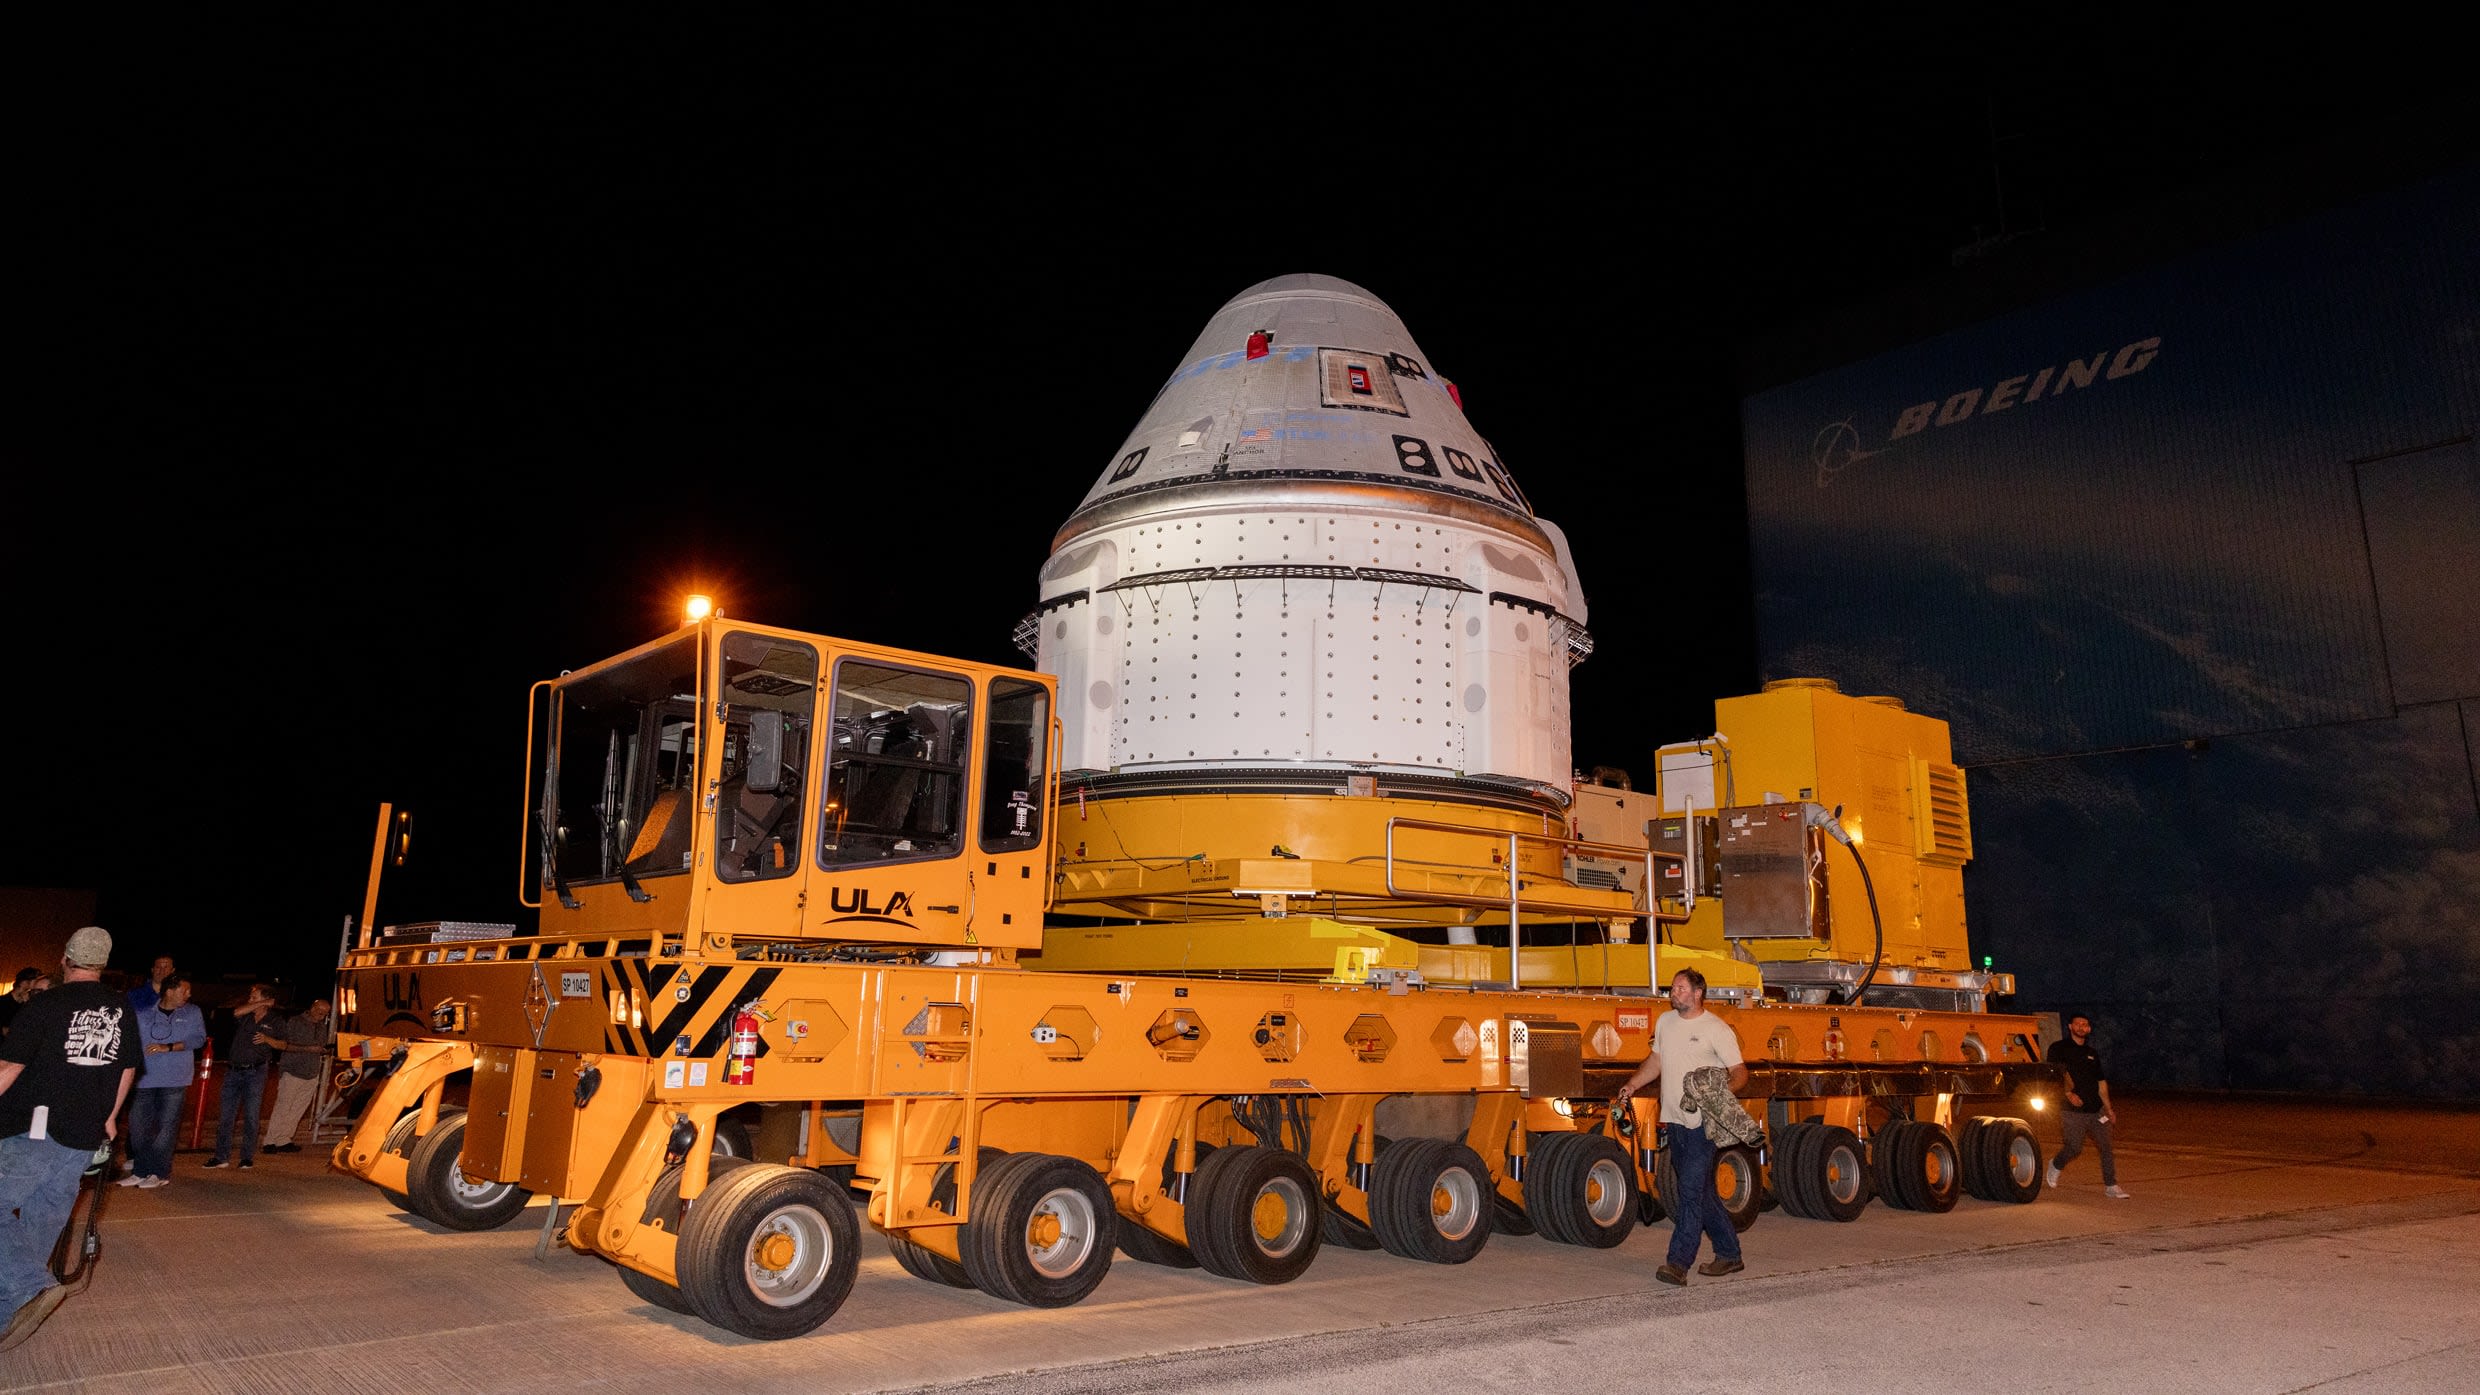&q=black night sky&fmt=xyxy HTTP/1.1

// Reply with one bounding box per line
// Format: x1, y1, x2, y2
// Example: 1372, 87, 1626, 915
7, 16, 2466, 998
